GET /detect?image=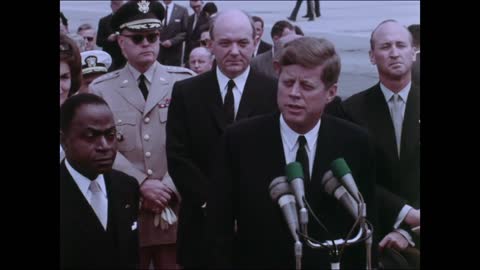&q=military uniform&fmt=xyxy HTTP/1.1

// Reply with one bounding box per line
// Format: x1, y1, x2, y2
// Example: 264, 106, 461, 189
89, 1, 196, 268
90, 61, 194, 246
